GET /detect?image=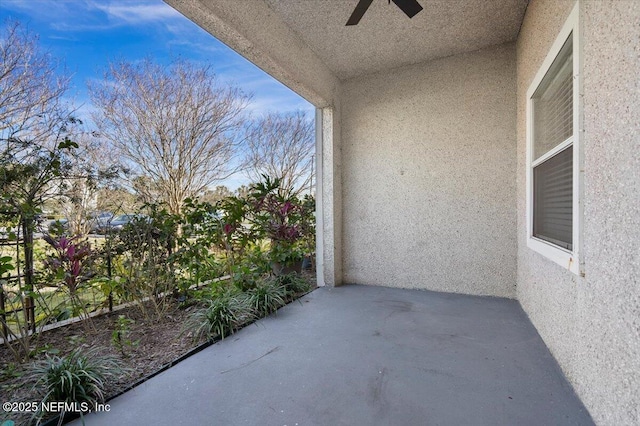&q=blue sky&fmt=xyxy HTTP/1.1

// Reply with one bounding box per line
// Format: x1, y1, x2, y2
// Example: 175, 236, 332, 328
0, 0, 314, 122
0, 0, 314, 189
